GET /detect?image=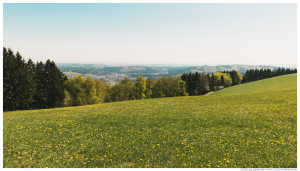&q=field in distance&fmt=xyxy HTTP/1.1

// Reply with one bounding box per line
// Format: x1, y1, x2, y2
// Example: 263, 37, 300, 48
3, 74, 297, 168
